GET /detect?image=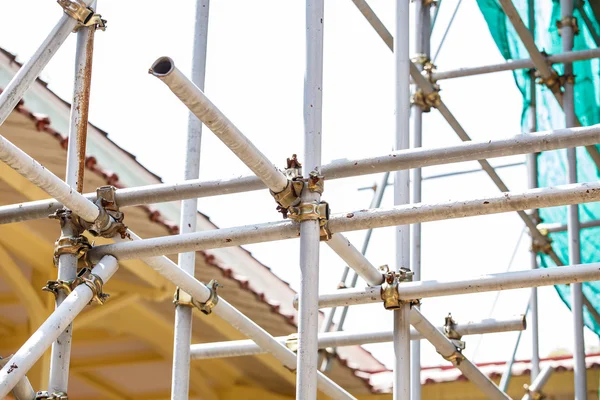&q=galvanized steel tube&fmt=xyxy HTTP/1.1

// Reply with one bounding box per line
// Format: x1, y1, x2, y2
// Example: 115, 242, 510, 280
149, 57, 288, 194
190, 315, 526, 359
2, 124, 600, 225
296, 0, 325, 397
0, 0, 93, 127
409, 308, 510, 400
171, 2, 210, 399
113, 232, 355, 400
89, 181, 600, 261
304, 262, 600, 309
0, 256, 118, 398
326, 233, 383, 286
